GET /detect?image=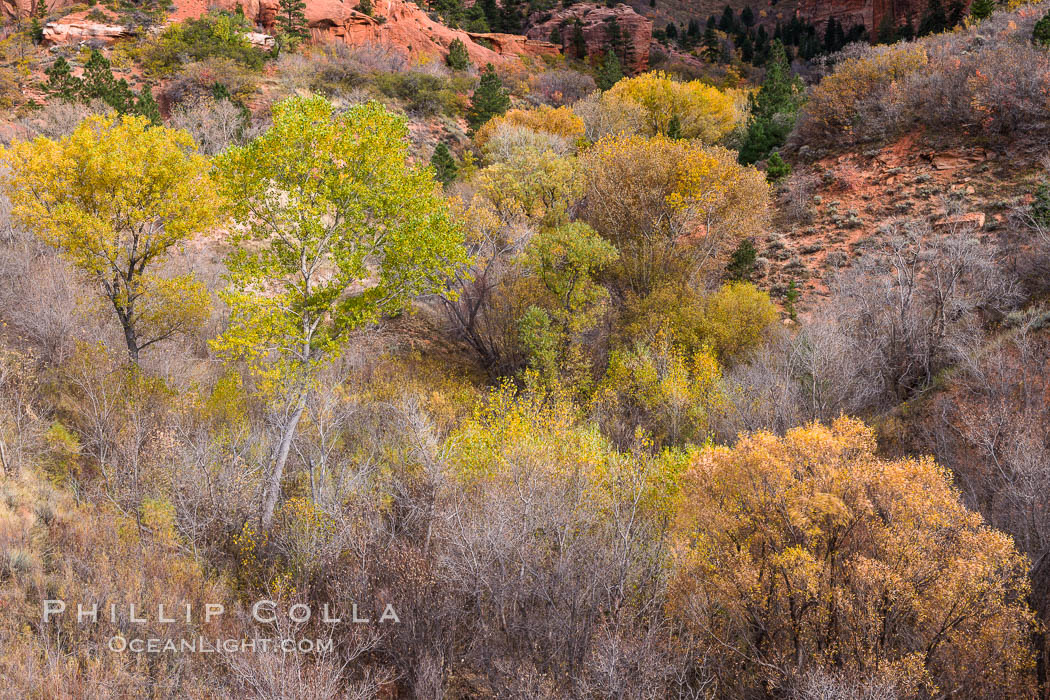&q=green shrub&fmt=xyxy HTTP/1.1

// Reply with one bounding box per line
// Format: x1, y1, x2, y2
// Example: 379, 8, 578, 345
372, 71, 463, 116
1034, 12, 1050, 47
141, 12, 266, 75
765, 151, 791, 182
